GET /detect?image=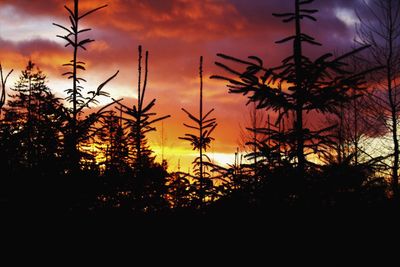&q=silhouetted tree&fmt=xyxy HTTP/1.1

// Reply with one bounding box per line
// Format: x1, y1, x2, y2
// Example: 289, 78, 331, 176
54, 0, 119, 174
98, 110, 130, 176
117, 45, 170, 212
319, 151, 389, 207
180, 56, 217, 206
118, 46, 170, 174
0, 63, 13, 116
1, 61, 63, 172
356, 0, 400, 201
166, 171, 195, 209
326, 52, 384, 166
239, 104, 268, 172
212, 0, 377, 179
